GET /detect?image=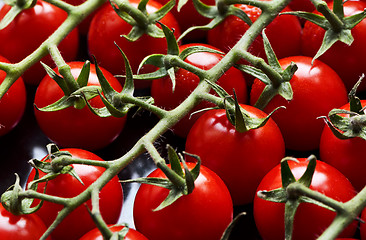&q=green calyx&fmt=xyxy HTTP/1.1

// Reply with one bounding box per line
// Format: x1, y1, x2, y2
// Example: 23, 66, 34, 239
35, 61, 97, 112
282, 0, 366, 62
0, 0, 37, 30
1, 144, 81, 216
206, 80, 284, 133
37, 52, 150, 118
257, 155, 335, 240
122, 145, 201, 211
238, 29, 297, 110
319, 75, 366, 140
110, 0, 175, 41
27, 144, 84, 189
132, 22, 223, 92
